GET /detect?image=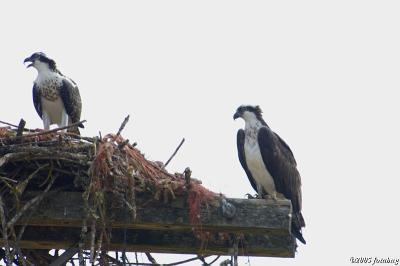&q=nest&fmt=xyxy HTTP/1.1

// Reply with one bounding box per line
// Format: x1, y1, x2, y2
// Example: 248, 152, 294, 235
0, 122, 216, 264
